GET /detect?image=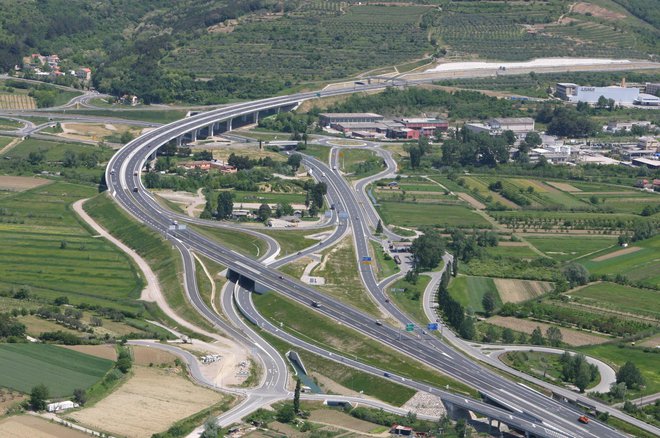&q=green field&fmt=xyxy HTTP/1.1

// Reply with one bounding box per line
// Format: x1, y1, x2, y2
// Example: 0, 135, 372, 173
338, 148, 384, 179
579, 235, 660, 287
253, 292, 476, 397
1, 138, 115, 162
377, 201, 490, 229
578, 344, 660, 398
448, 275, 501, 313
571, 282, 660, 319
191, 225, 268, 259
302, 144, 331, 164
231, 190, 306, 205
484, 245, 538, 259
370, 241, 399, 280
0, 343, 113, 397
526, 236, 617, 262
262, 227, 332, 257
388, 274, 432, 324
0, 182, 143, 312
